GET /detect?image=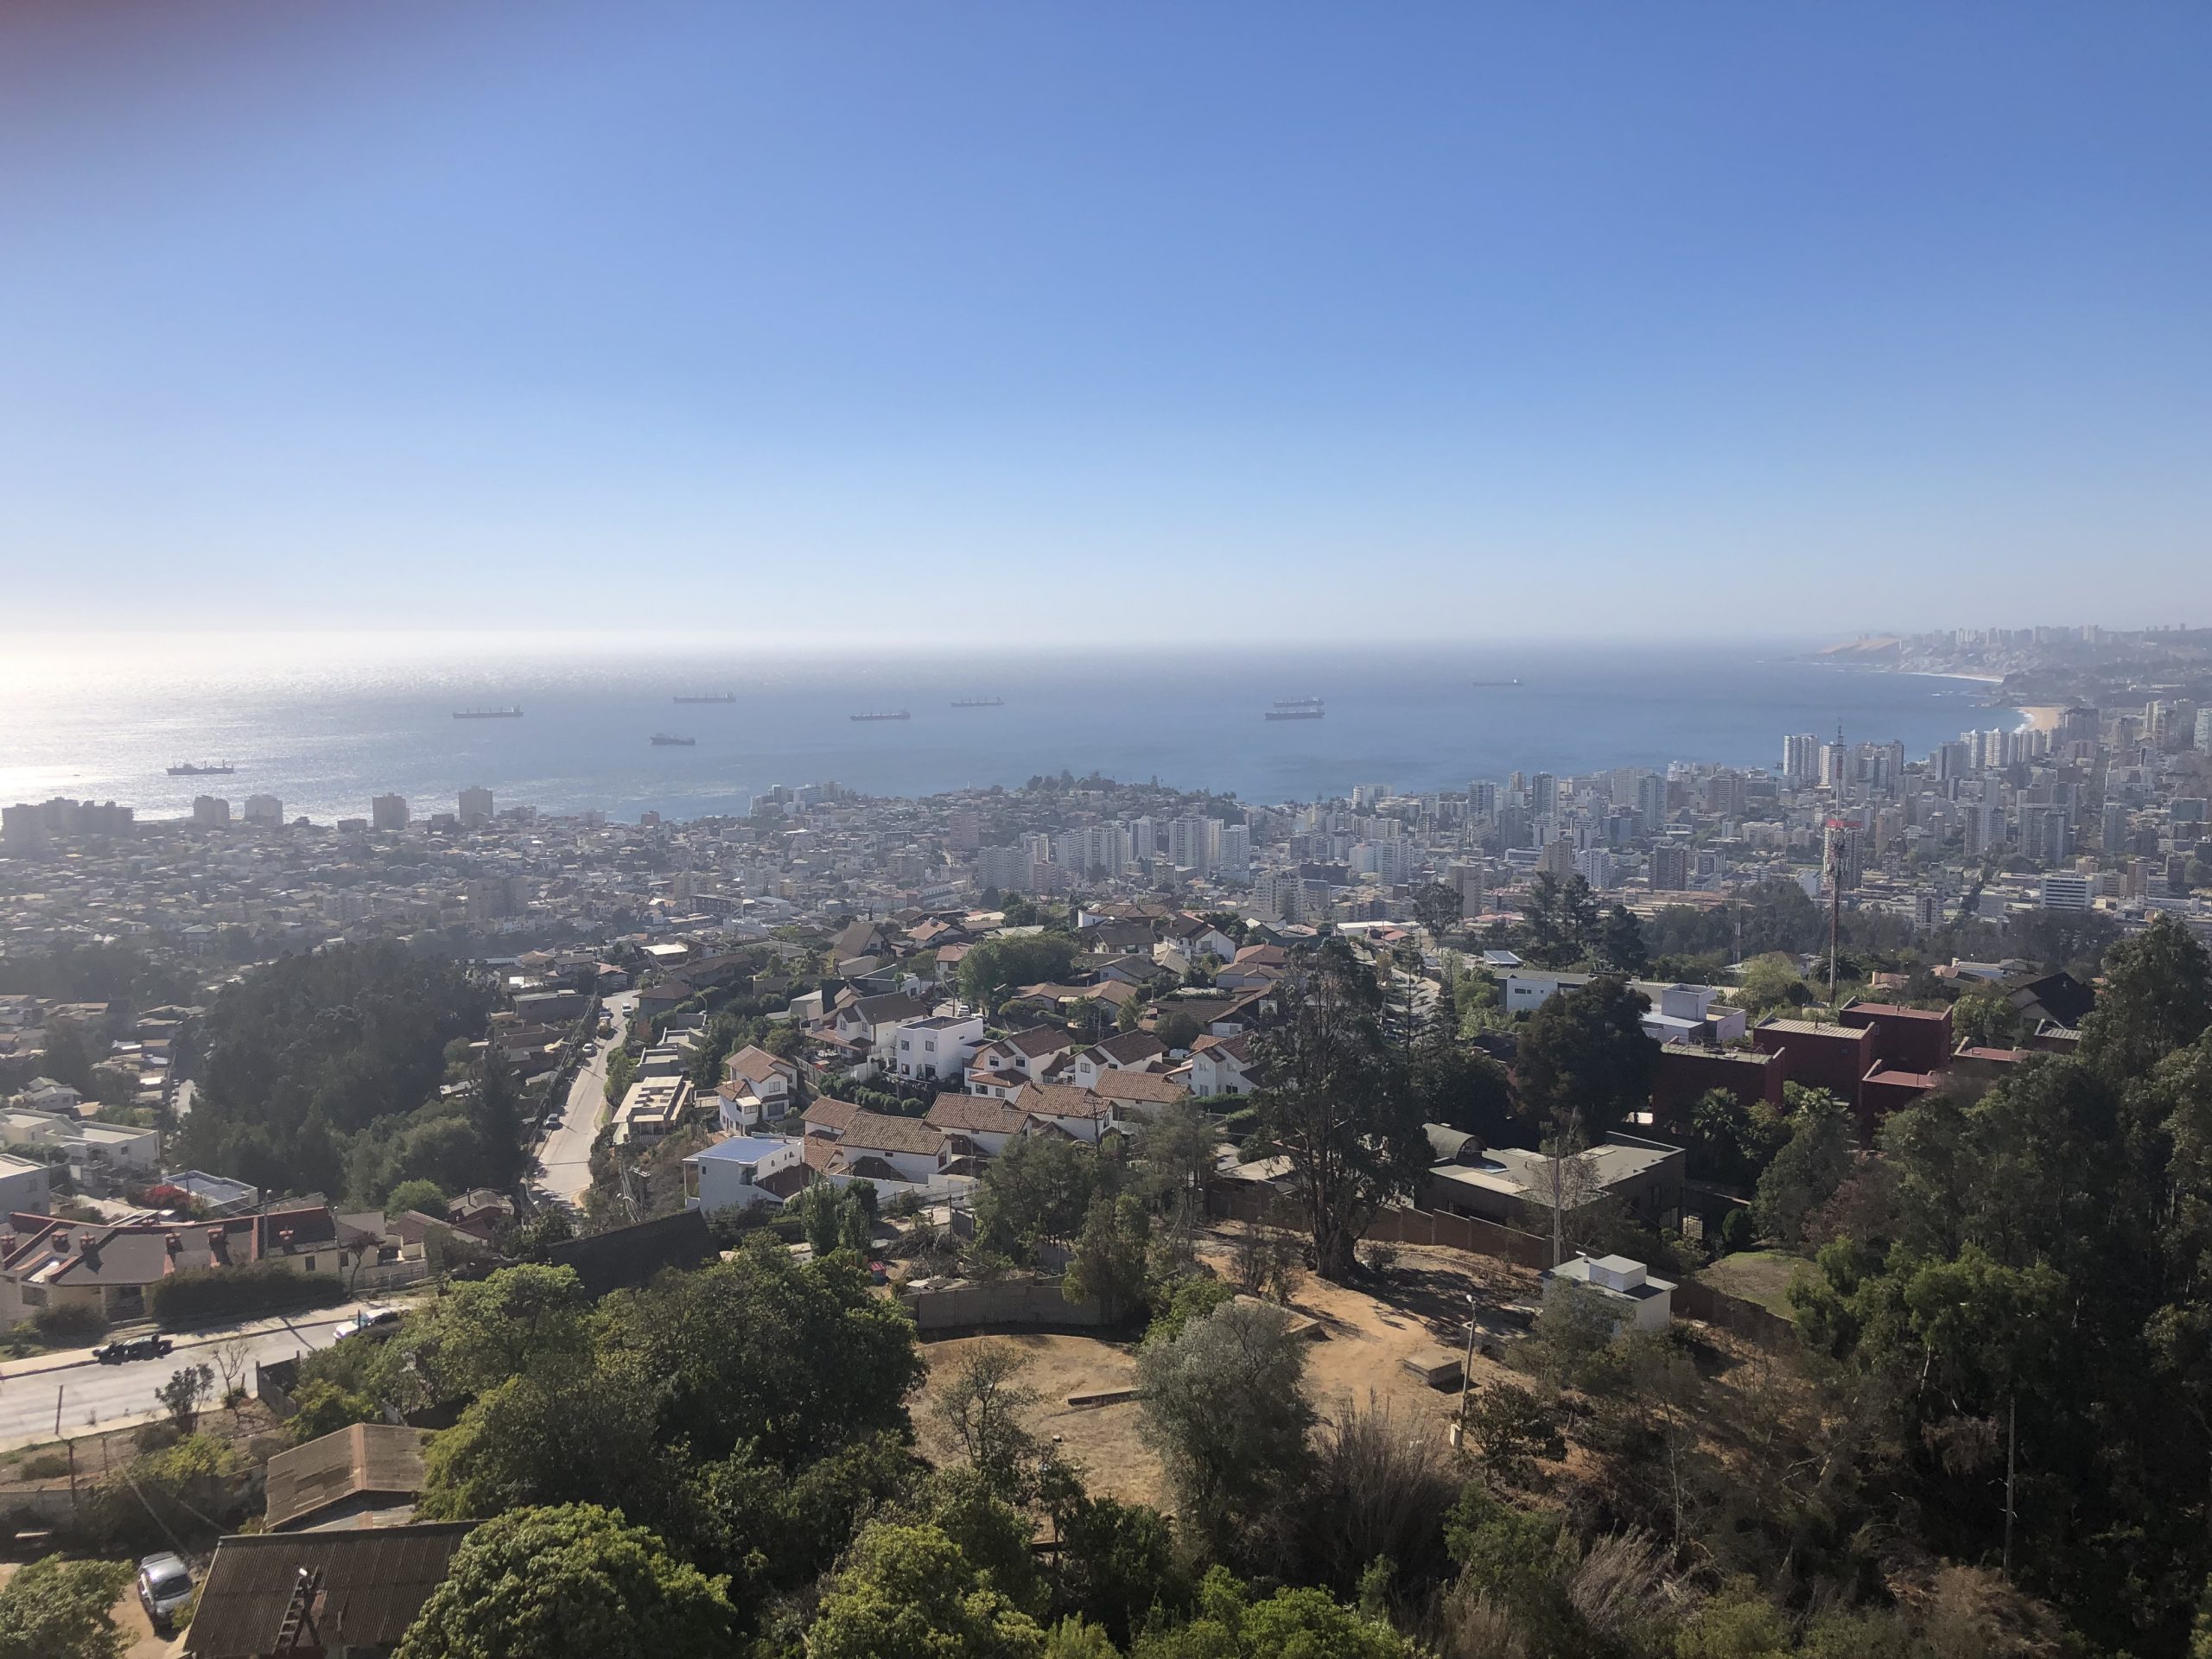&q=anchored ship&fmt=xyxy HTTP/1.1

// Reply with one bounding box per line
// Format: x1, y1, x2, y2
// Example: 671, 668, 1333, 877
651, 733, 696, 747
1272, 696, 1324, 710
672, 693, 736, 703
453, 707, 524, 719
950, 696, 1004, 708
167, 761, 236, 776
849, 710, 912, 721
